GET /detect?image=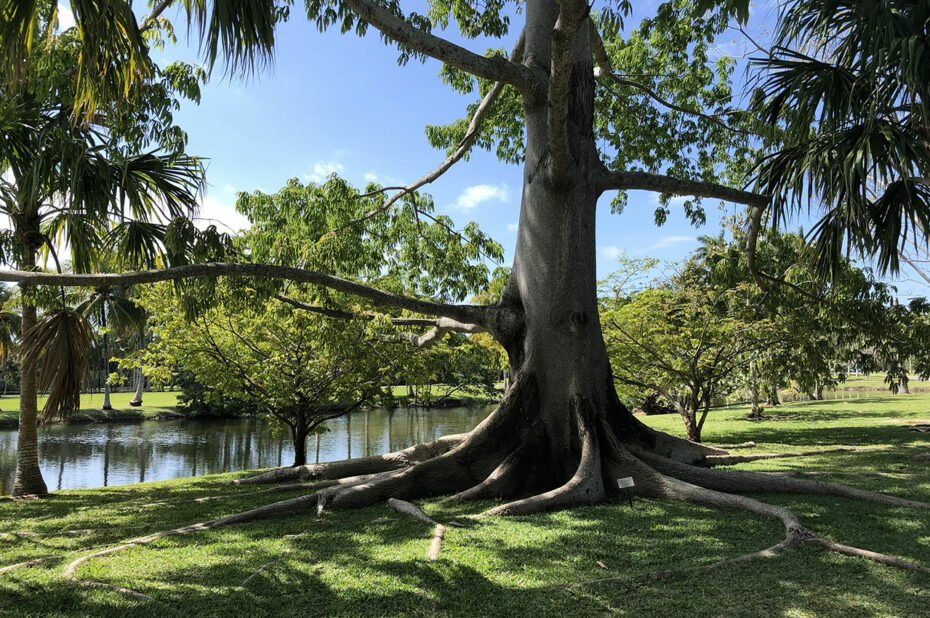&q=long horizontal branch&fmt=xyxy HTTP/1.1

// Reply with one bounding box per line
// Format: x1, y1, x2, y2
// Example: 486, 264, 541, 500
341, 0, 534, 91
276, 294, 485, 329
0, 263, 489, 326
393, 319, 486, 348
598, 169, 770, 207
275, 294, 486, 348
